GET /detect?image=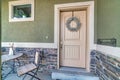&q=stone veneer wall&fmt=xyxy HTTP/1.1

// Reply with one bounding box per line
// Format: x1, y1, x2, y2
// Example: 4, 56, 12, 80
91, 50, 120, 80
1, 47, 57, 70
